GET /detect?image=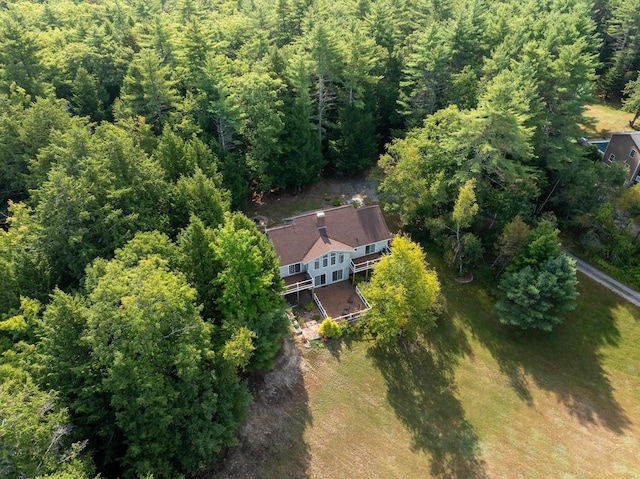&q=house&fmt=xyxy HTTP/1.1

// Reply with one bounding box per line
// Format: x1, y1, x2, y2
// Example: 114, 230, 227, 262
602, 132, 640, 185
266, 204, 392, 296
